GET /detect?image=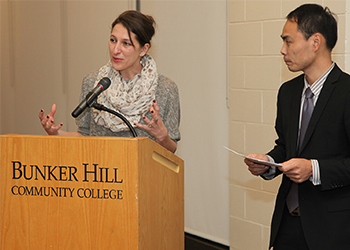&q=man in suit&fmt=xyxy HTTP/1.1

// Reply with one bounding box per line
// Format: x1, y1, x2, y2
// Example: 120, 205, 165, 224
244, 4, 350, 250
